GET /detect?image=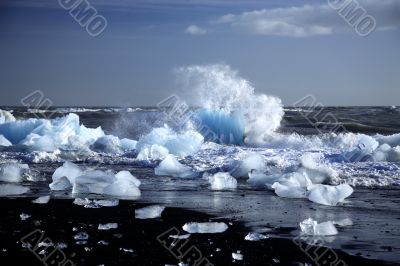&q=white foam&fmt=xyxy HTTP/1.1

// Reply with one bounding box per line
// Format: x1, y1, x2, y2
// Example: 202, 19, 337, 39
182, 222, 228, 234
233, 154, 266, 178
208, 172, 237, 190
137, 144, 169, 160
135, 205, 165, 219
300, 218, 338, 236
176, 64, 284, 145
155, 154, 197, 178
0, 109, 16, 124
